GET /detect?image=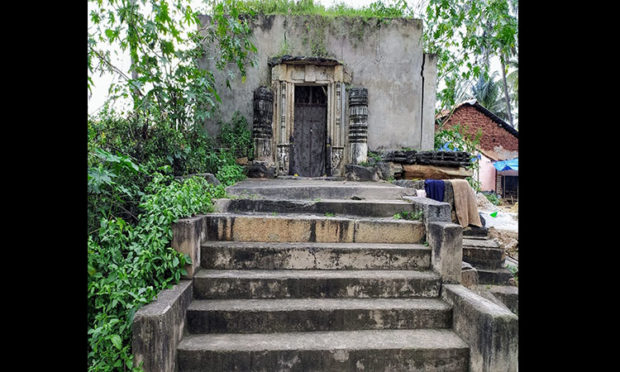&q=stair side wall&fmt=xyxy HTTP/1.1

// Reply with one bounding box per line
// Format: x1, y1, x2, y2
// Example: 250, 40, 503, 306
132, 280, 193, 372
